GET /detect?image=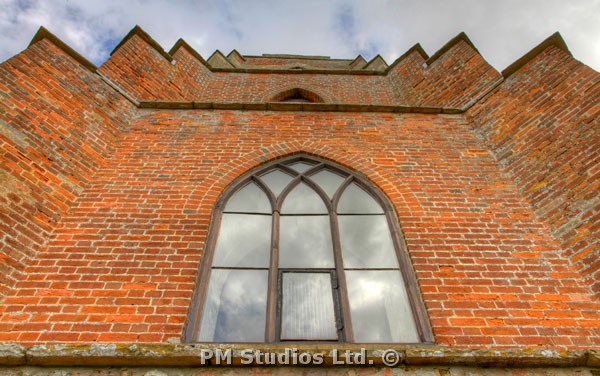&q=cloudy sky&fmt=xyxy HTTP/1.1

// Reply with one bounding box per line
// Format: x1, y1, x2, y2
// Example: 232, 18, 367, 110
1, 0, 599, 72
